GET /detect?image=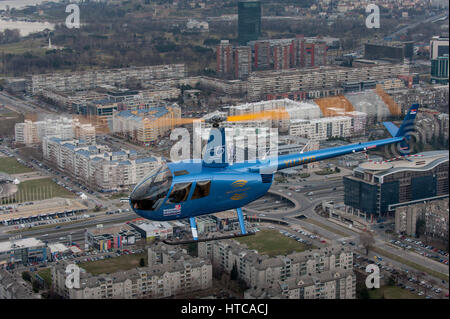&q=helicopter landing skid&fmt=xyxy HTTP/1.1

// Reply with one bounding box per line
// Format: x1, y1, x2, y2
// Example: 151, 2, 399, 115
164, 207, 251, 245
163, 232, 255, 245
